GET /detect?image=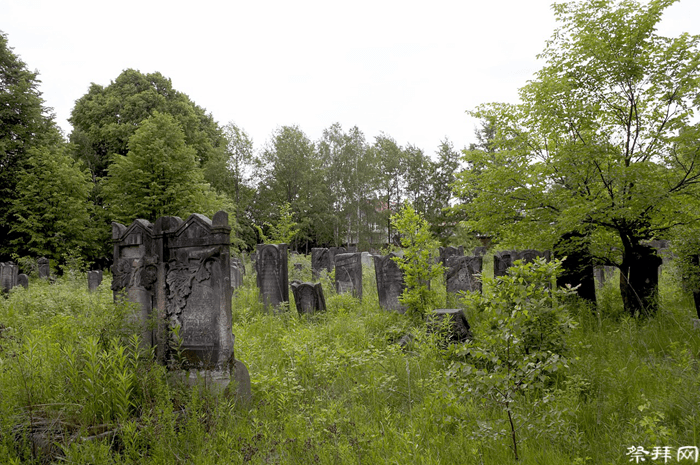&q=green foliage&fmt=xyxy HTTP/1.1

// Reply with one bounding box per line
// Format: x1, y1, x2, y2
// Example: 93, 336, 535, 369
391, 203, 443, 316
453, 0, 700, 315
103, 112, 227, 224
264, 202, 300, 245
450, 258, 575, 460
0, 31, 62, 260
9, 144, 98, 262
